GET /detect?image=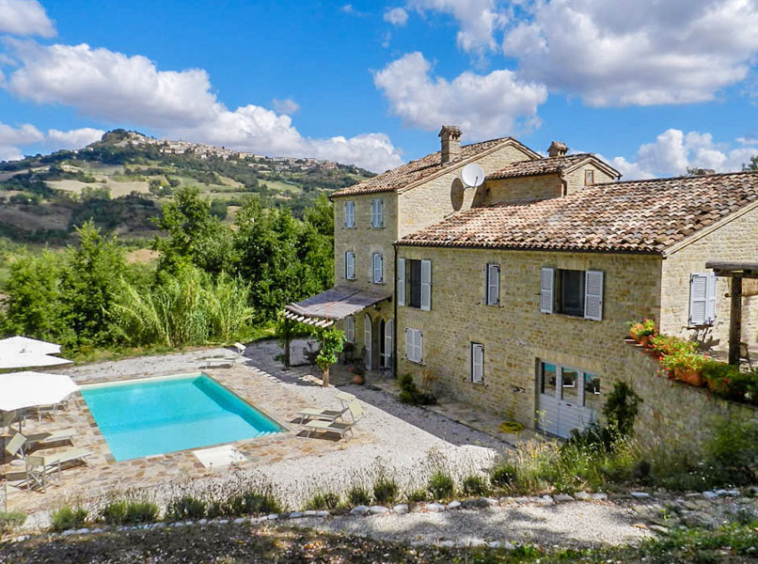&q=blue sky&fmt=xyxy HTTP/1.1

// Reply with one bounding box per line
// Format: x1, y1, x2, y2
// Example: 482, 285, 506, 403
0, 0, 757, 177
